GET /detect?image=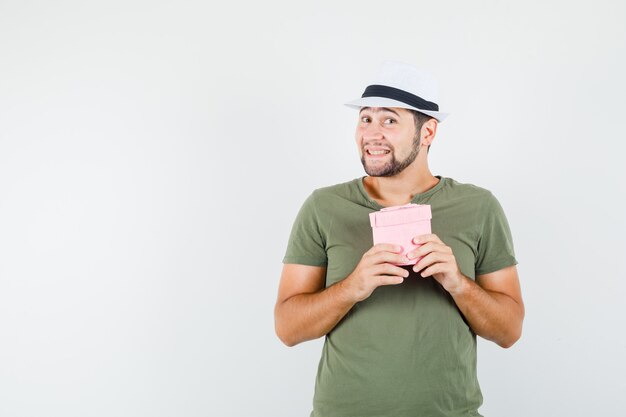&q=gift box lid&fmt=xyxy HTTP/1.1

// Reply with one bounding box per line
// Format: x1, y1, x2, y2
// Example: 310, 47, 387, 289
369, 203, 432, 227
